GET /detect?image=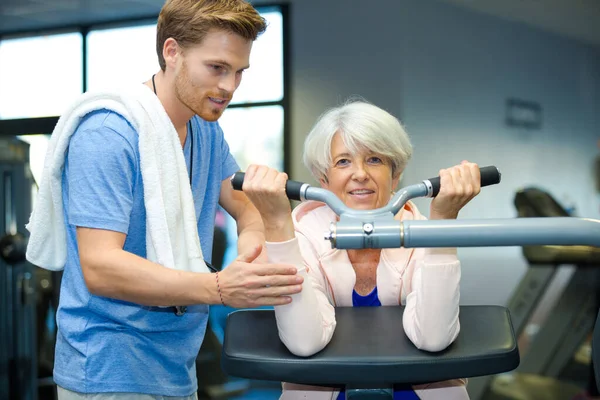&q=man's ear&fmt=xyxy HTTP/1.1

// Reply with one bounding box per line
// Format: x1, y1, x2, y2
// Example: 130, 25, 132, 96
163, 38, 181, 70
